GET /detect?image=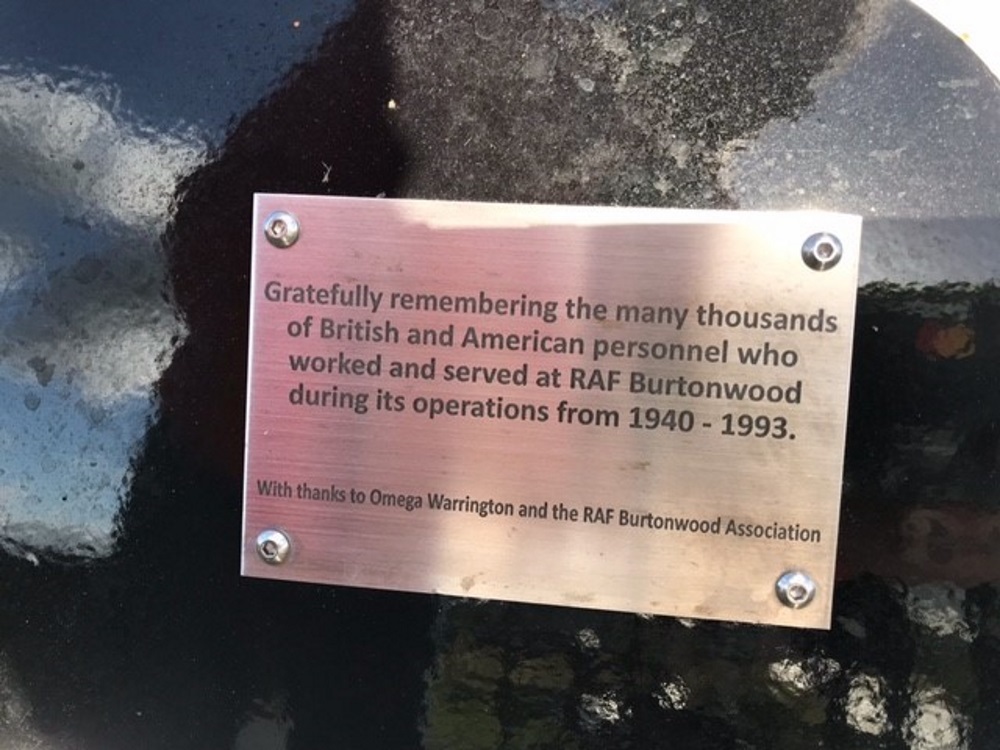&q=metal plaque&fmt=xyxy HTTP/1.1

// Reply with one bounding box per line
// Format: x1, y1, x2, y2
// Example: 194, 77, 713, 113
242, 194, 861, 629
